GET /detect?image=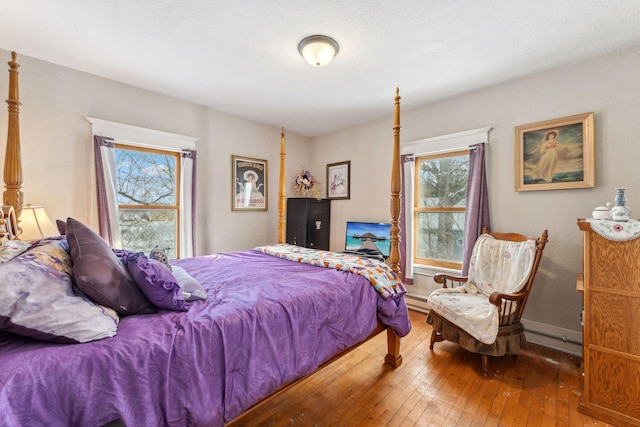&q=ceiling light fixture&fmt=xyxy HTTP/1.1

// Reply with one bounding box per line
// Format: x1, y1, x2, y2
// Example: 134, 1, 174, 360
298, 35, 339, 67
